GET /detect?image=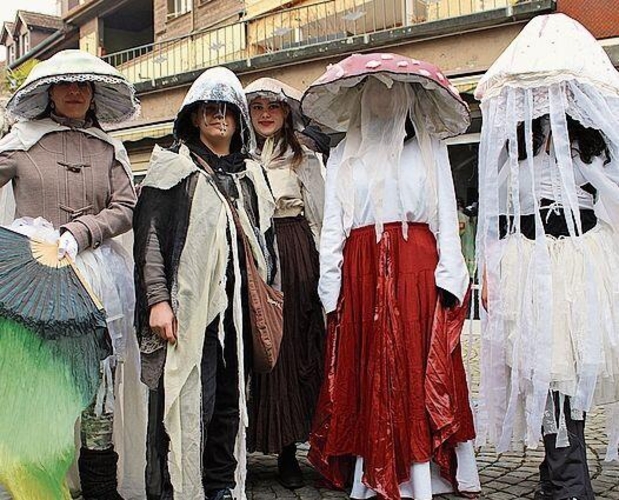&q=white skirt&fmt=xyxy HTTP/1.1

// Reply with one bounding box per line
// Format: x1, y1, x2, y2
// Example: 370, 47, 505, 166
484, 221, 619, 452
499, 222, 619, 408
